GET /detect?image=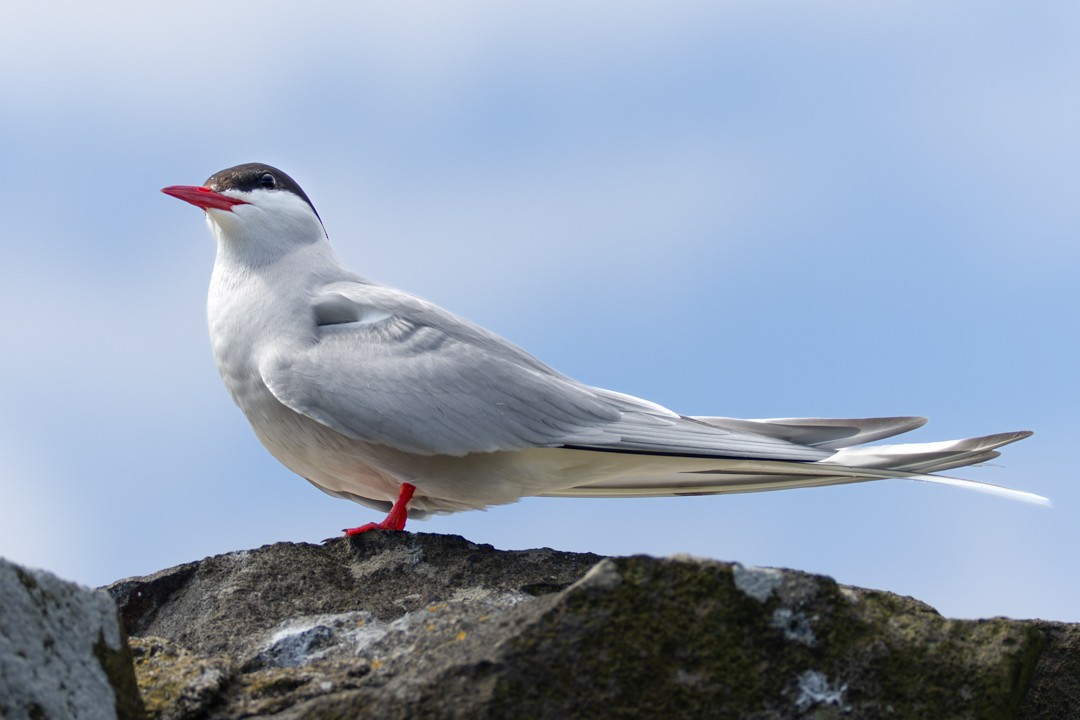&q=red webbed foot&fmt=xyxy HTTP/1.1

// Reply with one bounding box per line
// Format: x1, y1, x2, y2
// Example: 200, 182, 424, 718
344, 482, 416, 536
